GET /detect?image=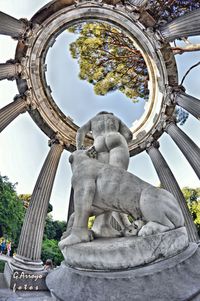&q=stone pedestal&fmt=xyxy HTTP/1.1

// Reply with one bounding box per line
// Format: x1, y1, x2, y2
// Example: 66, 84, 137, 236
4, 262, 48, 291
46, 243, 200, 301
61, 227, 188, 270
